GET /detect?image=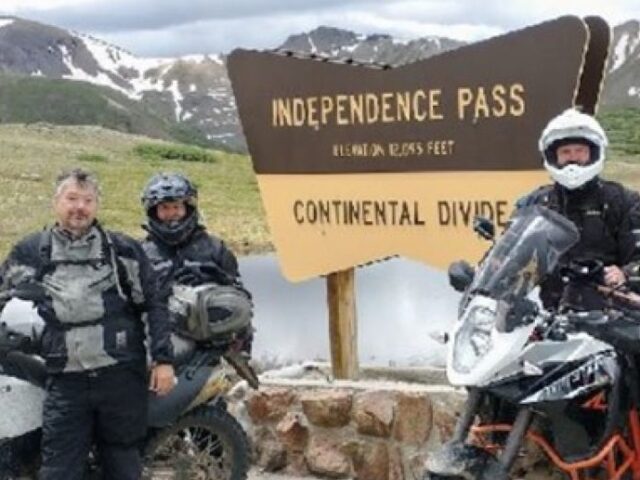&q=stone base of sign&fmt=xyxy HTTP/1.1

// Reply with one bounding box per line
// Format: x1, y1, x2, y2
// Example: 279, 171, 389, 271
227, 363, 466, 480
